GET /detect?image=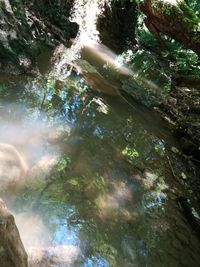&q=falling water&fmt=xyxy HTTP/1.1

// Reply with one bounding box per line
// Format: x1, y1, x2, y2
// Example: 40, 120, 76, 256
70, 0, 106, 42
52, 0, 107, 78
